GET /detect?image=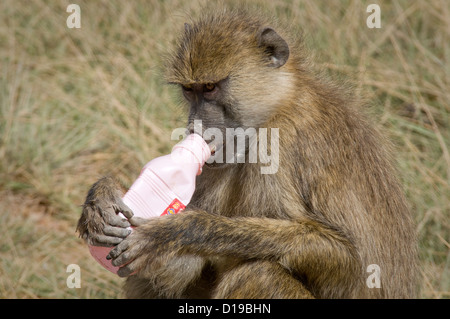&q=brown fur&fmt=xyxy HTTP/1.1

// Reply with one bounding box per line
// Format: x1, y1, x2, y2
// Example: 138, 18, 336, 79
77, 8, 418, 299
